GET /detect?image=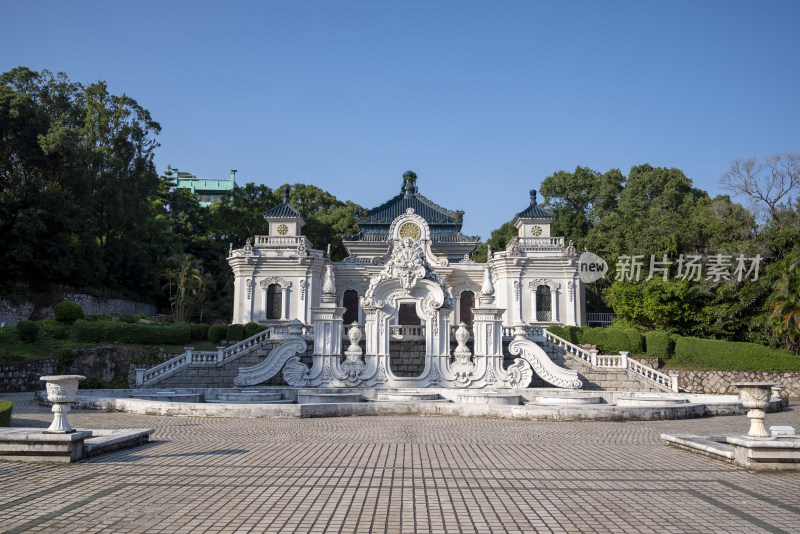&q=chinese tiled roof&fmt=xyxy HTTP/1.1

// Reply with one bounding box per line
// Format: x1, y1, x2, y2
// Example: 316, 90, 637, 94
343, 230, 479, 243
262, 186, 305, 221
513, 190, 554, 221
356, 171, 466, 228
